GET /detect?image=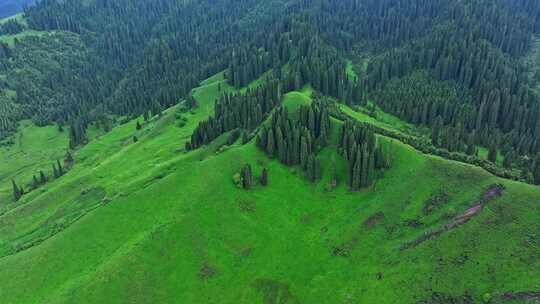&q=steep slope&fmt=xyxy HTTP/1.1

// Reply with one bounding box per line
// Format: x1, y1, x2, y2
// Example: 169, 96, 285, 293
0, 73, 538, 304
